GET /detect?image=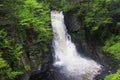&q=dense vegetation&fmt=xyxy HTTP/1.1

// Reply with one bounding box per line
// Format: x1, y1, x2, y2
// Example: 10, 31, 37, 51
0, 0, 120, 80
0, 0, 52, 79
